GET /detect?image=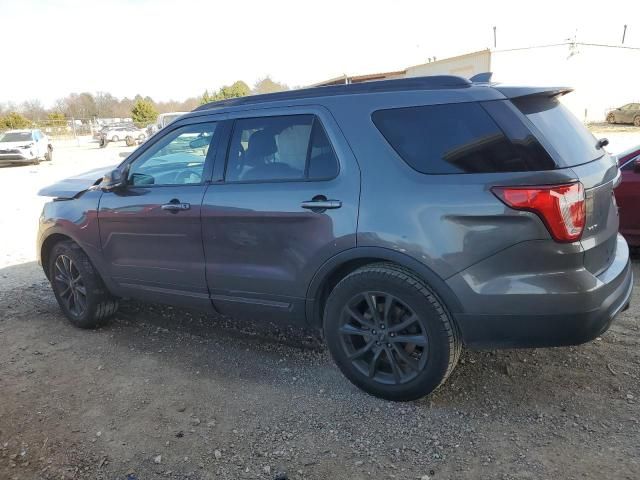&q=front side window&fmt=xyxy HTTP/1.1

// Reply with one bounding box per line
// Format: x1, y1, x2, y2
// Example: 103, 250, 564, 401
225, 115, 339, 182
128, 122, 216, 186
372, 102, 529, 174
